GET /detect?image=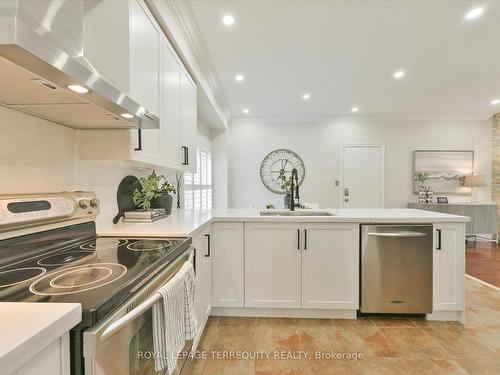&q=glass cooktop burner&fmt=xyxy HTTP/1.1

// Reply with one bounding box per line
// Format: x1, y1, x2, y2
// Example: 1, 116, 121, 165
30, 263, 127, 295
126, 240, 173, 252
38, 251, 96, 266
0, 267, 46, 288
80, 238, 128, 251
